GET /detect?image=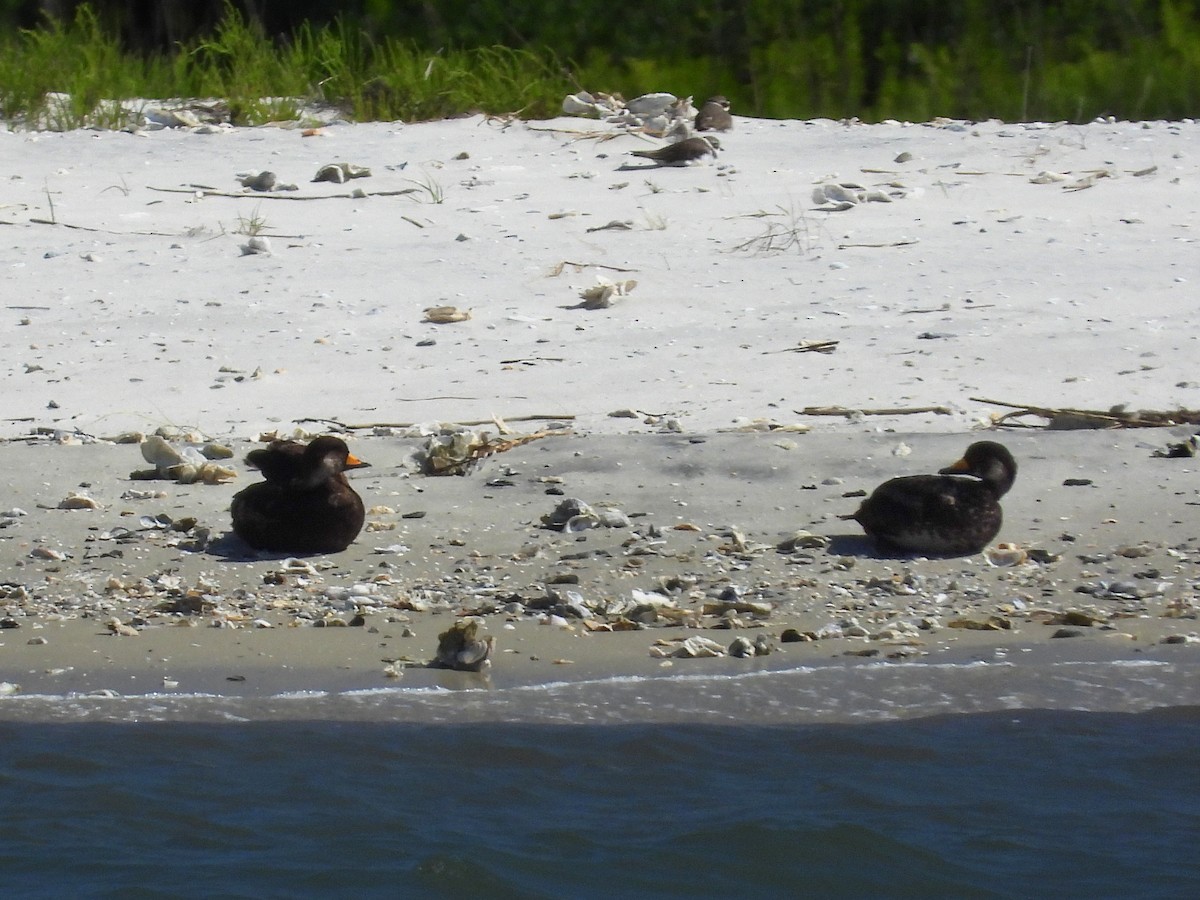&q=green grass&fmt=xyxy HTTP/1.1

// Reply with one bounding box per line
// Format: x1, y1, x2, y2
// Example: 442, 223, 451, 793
0, 2, 572, 130
1, 0, 1199, 130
